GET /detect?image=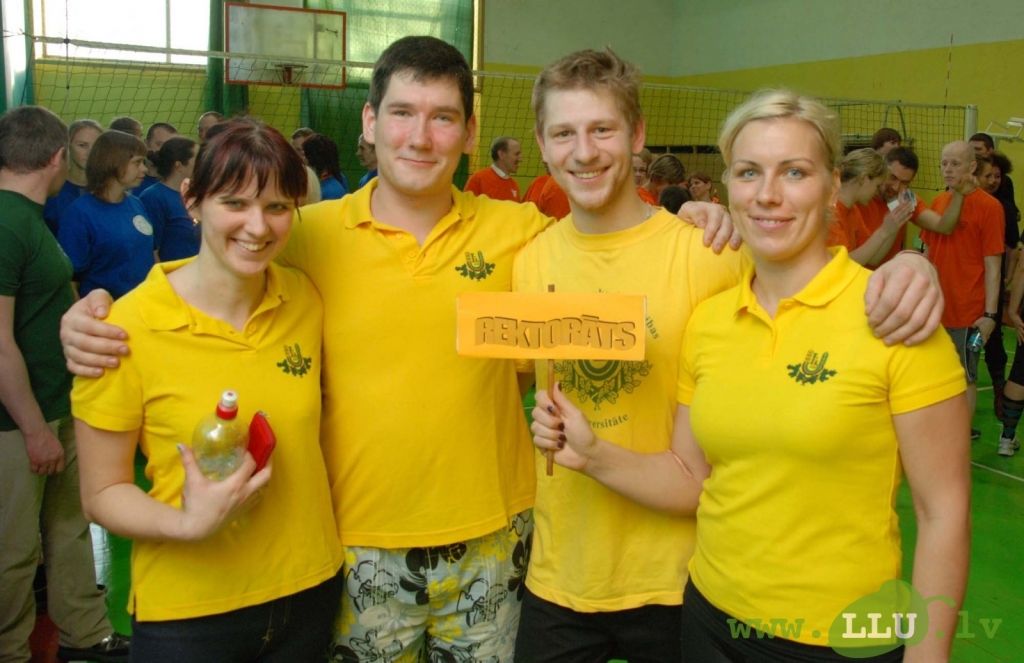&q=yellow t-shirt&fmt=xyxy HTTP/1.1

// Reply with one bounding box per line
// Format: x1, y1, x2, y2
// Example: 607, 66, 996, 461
678, 248, 966, 645
71, 260, 342, 621
281, 182, 551, 548
512, 209, 744, 611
